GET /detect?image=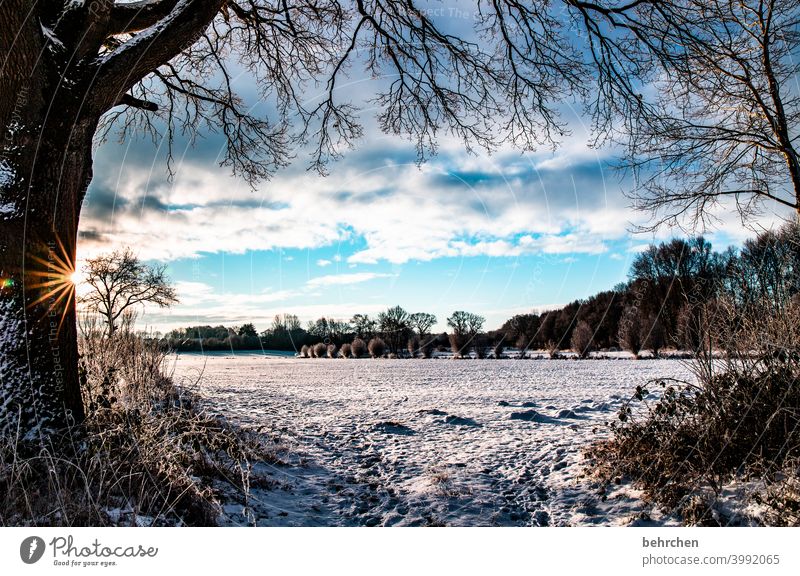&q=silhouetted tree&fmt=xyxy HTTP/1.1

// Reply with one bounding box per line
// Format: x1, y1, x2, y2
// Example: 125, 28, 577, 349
82, 248, 178, 337
642, 315, 666, 358
409, 312, 437, 339
238, 323, 258, 338
501, 313, 541, 351
447, 311, 485, 357
378, 306, 410, 354
350, 314, 377, 340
